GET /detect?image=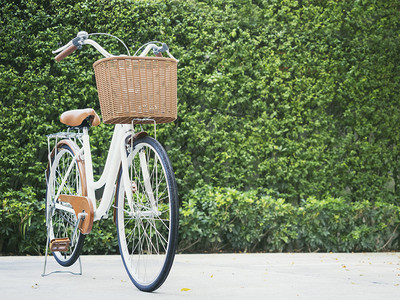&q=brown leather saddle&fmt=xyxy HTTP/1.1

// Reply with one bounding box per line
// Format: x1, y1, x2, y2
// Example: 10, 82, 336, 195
60, 108, 100, 127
